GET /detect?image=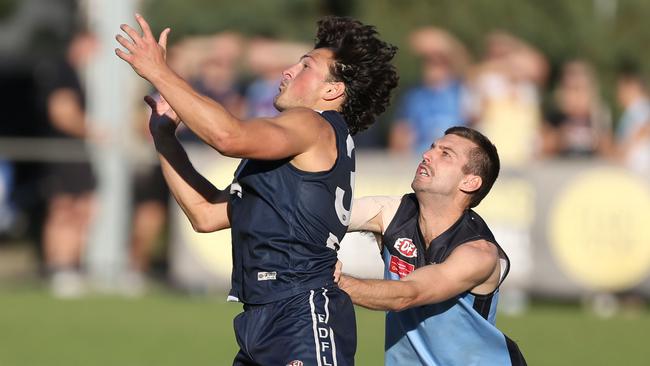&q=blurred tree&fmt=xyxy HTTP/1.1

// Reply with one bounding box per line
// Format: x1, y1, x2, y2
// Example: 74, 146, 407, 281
0, 0, 18, 19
